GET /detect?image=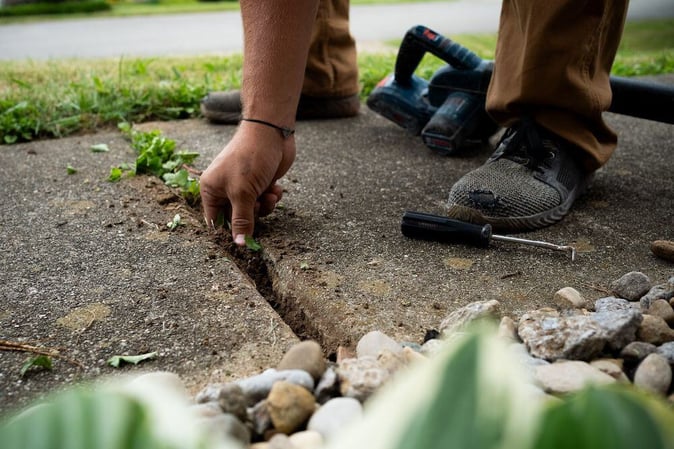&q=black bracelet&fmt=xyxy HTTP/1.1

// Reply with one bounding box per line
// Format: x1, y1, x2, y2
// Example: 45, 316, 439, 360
240, 118, 295, 139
